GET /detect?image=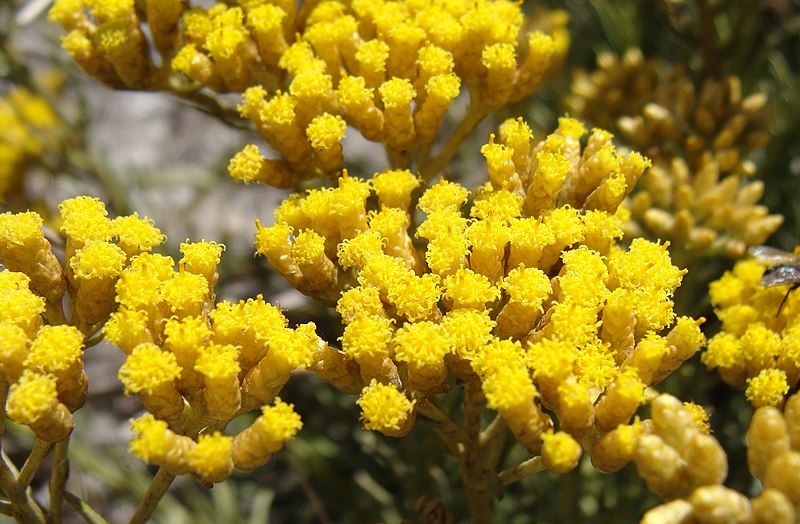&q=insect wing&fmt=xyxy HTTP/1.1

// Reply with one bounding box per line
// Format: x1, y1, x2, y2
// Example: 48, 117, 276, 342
759, 264, 800, 287
749, 246, 800, 265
